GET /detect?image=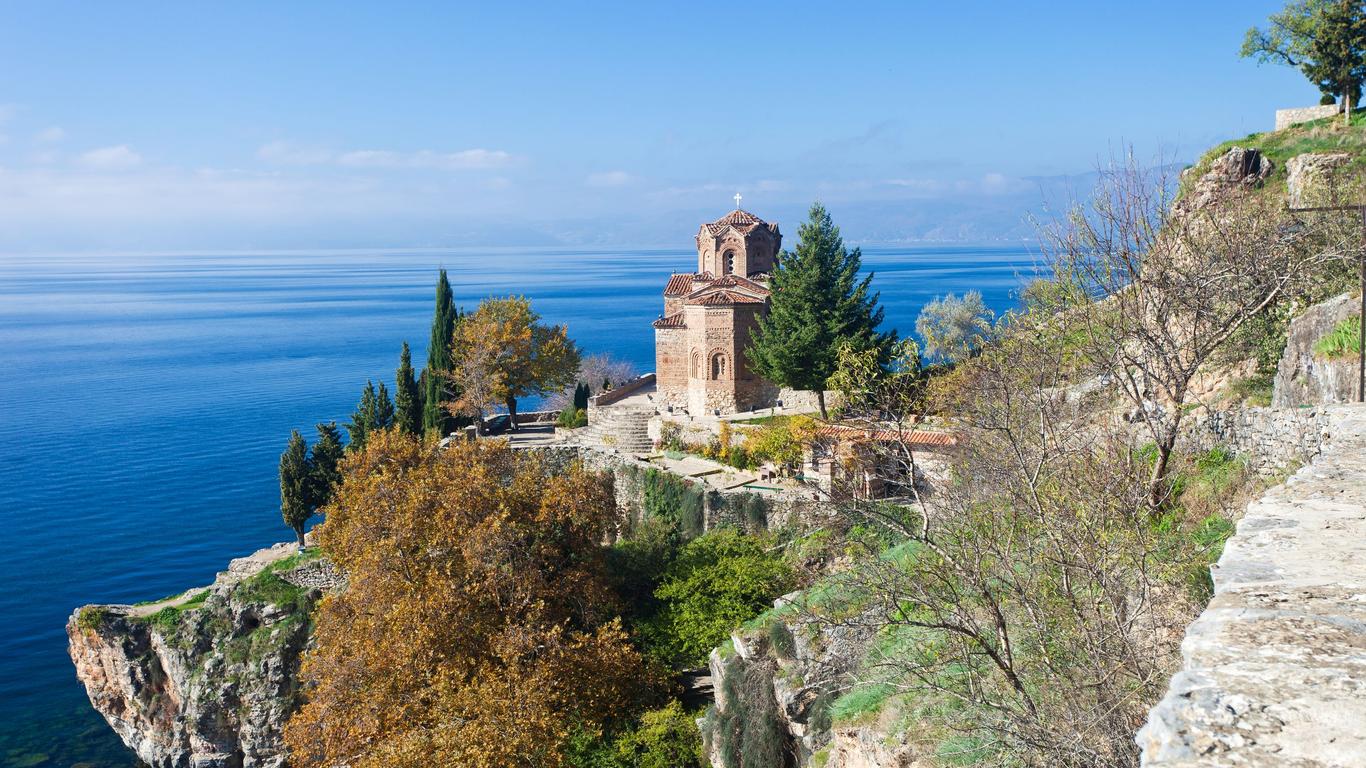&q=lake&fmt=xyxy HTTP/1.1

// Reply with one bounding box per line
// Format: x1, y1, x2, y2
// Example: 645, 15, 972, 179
0, 244, 1042, 766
